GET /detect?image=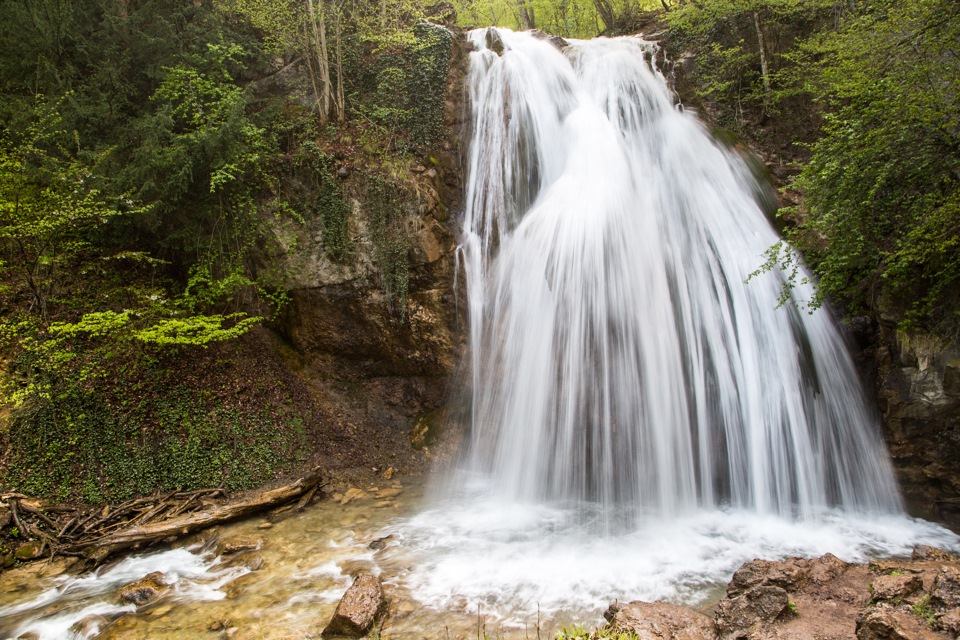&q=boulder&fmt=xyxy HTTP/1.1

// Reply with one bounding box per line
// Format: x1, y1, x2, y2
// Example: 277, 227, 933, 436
931, 566, 960, 608
715, 585, 790, 639
871, 574, 923, 602
0, 503, 11, 529
604, 601, 718, 640
912, 546, 958, 563
118, 571, 169, 605
14, 541, 43, 561
727, 558, 807, 595
322, 573, 385, 637
856, 606, 944, 640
